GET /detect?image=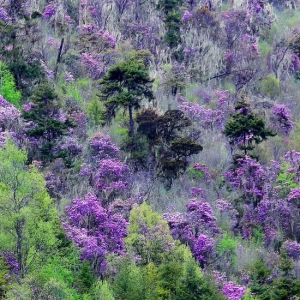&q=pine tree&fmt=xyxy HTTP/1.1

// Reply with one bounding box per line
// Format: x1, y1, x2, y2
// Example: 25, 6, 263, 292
22, 82, 74, 161
223, 100, 276, 156
99, 57, 154, 138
